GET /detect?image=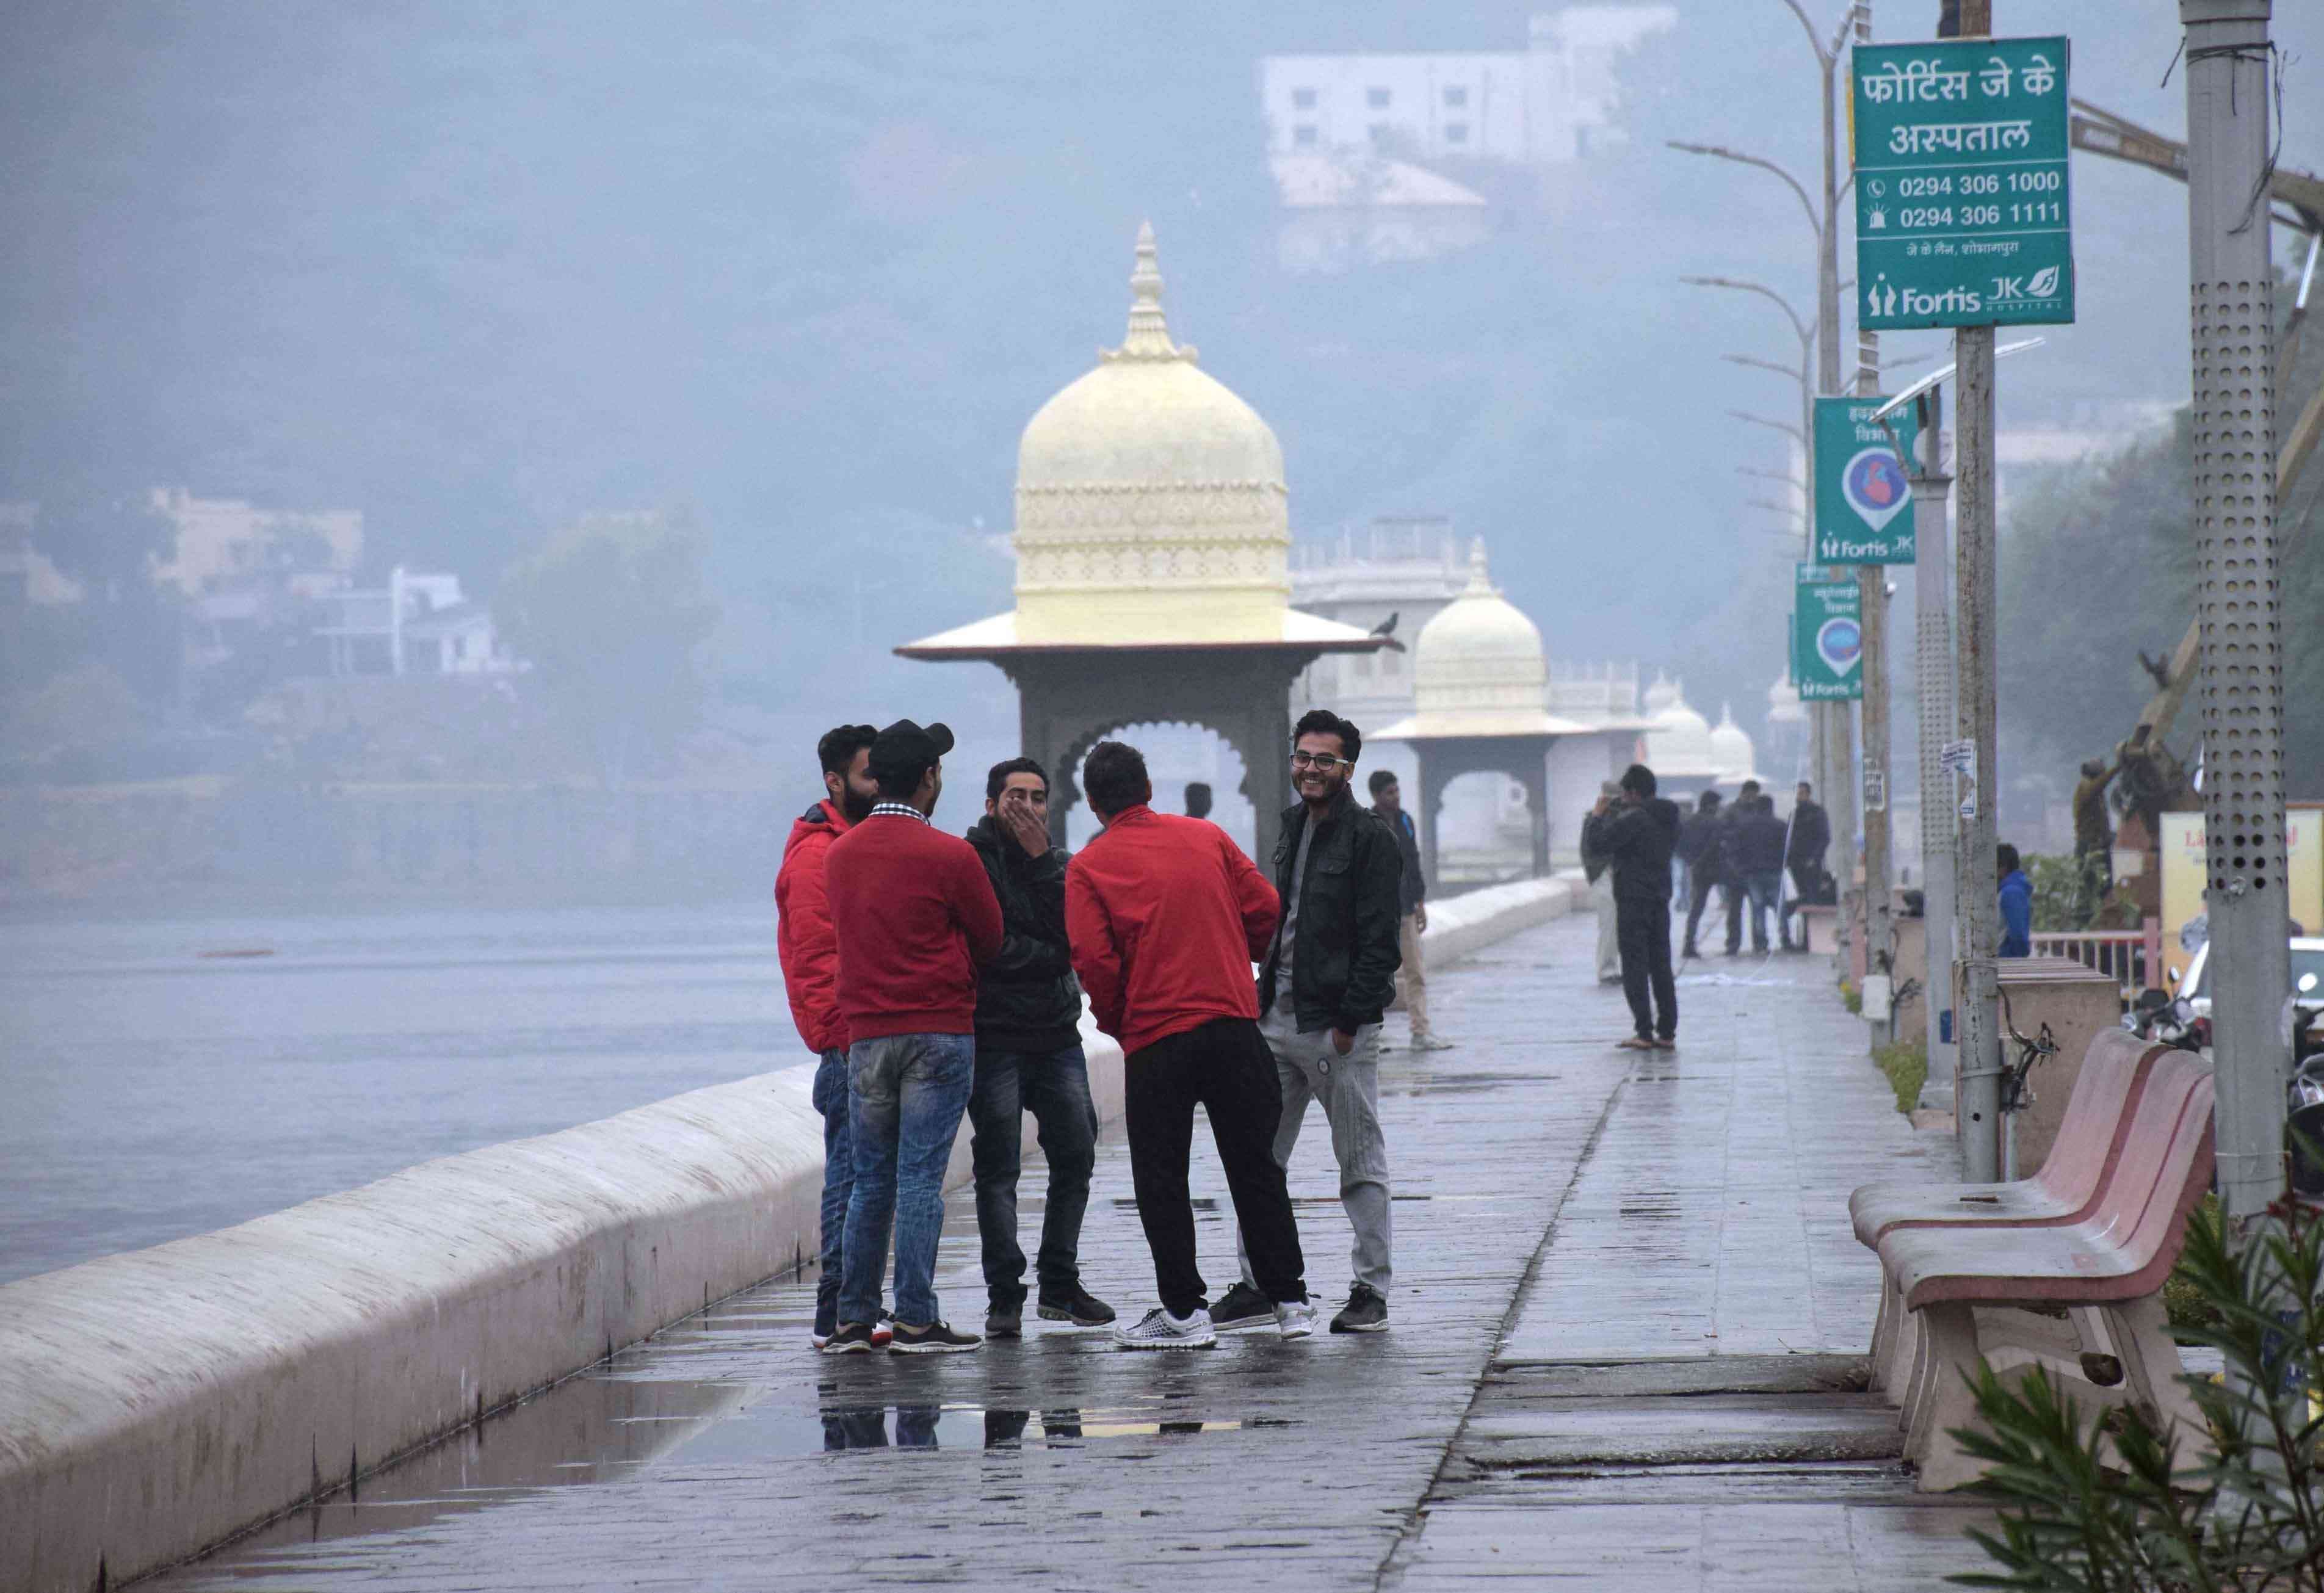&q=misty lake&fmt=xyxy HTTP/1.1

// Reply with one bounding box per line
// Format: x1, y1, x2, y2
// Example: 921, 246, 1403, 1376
0, 901, 809, 1286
